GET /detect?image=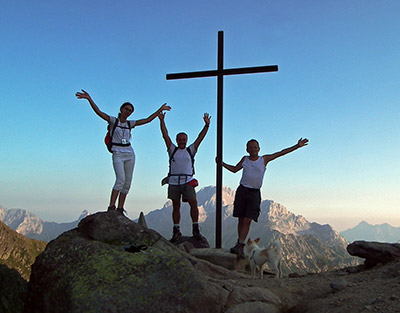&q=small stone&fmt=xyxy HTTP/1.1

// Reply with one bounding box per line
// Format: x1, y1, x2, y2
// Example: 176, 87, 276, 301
366, 297, 376, 305
330, 278, 348, 292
